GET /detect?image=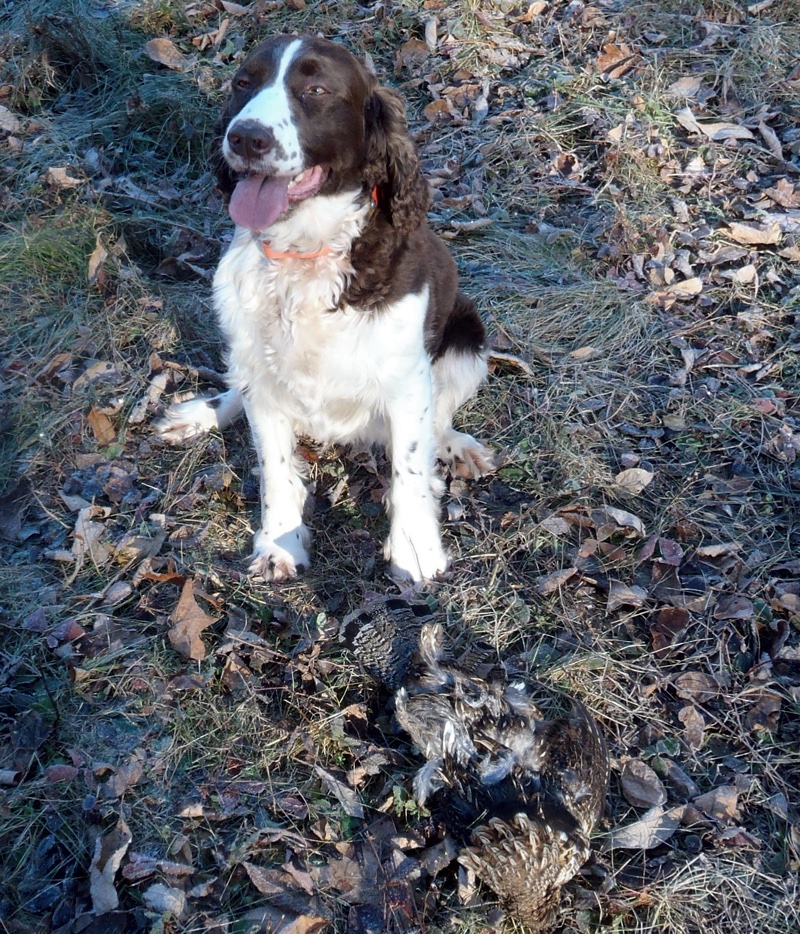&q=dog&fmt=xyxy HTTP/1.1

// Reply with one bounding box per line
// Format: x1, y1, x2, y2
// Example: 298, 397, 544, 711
156, 35, 494, 582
